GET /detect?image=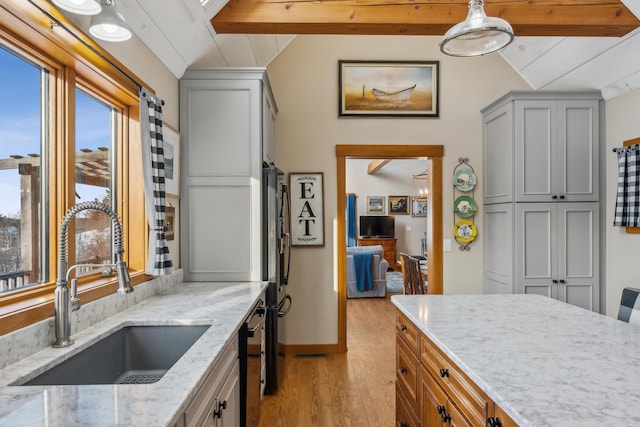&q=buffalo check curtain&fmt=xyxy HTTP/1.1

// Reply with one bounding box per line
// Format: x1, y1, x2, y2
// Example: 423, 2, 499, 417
614, 145, 640, 227
140, 87, 174, 275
